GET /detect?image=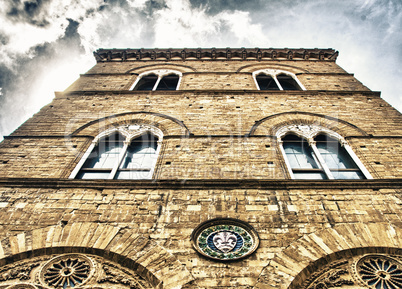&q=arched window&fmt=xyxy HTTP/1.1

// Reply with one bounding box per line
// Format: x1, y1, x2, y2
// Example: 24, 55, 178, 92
156, 74, 180, 90
130, 70, 181, 91
276, 74, 301, 90
253, 69, 305, 91
135, 74, 158, 91
277, 125, 372, 180
256, 74, 279, 90
70, 125, 162, 180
